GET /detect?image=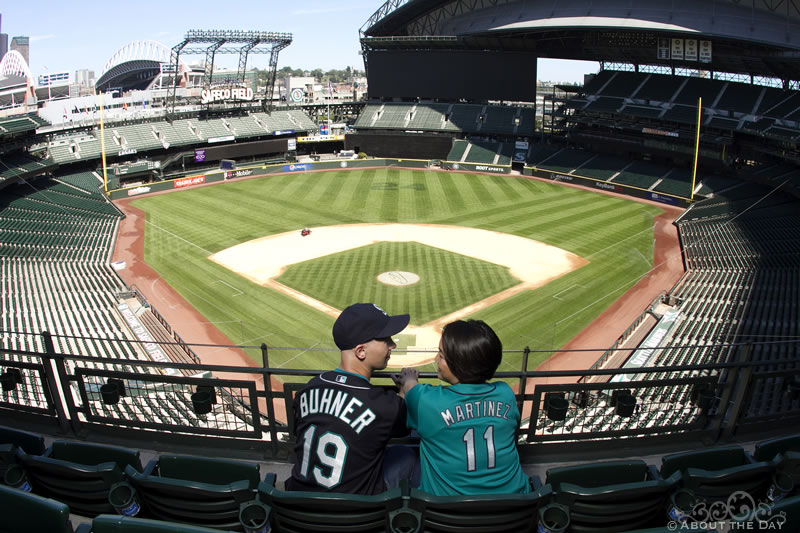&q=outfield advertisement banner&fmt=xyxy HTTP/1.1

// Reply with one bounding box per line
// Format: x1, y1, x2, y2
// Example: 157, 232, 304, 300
283, 163, 311, 172
174, 175, 206, 188
126, 186, 152, 197
528, 167, 691, 207
649, 192, 680, 206
224, 169, 254, 180
442, 161, 511, 174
